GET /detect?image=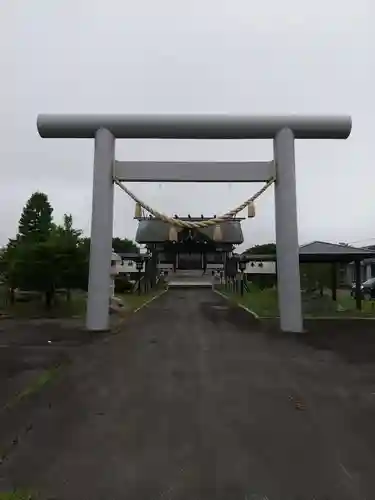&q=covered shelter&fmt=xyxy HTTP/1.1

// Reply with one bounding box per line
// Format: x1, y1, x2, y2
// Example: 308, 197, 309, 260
241, 241, 375, 310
